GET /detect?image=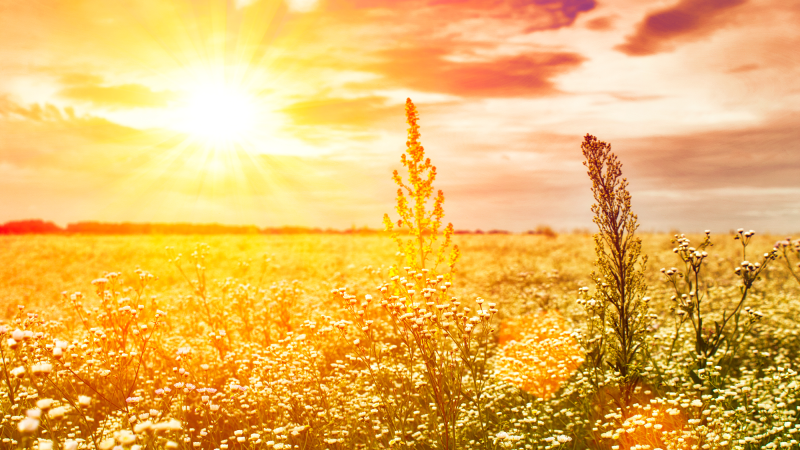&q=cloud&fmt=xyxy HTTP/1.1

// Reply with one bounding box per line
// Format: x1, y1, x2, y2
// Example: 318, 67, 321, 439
0, 97, 156, 176
58, 83, 180, 109
0, 96, 66, 122
727, 63, 759, 73
280, 96, 397, 127
585, 15, 615, 31
357, 47, 585, 97
59, 73, 105, 86
615, 0, 748, 56
324, 0, 596, 31
610, 112, 800, 192
286, 0, 320, 12
607, 93, 665, 102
